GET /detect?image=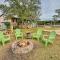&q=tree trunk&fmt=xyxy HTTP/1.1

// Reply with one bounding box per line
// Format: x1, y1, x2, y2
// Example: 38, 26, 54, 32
9, 19, 13, 33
